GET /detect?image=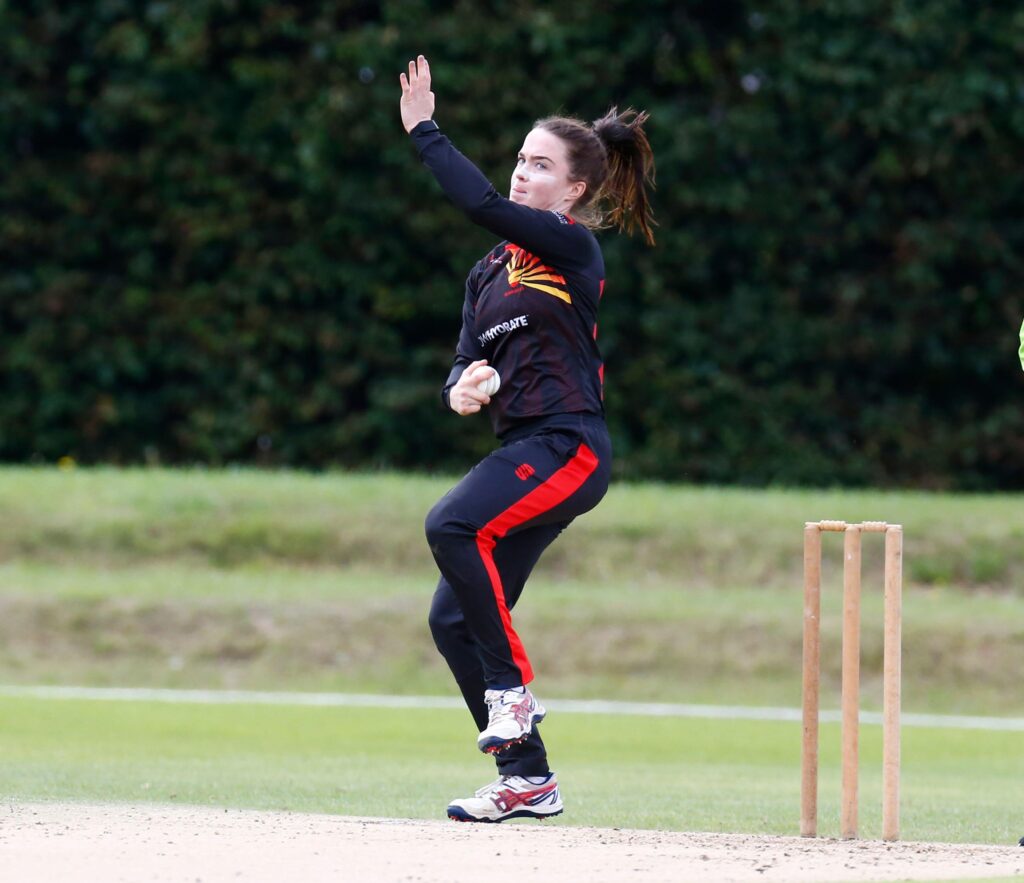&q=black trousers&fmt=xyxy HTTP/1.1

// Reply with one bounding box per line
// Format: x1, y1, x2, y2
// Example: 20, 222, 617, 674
425, 415, 611, 777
